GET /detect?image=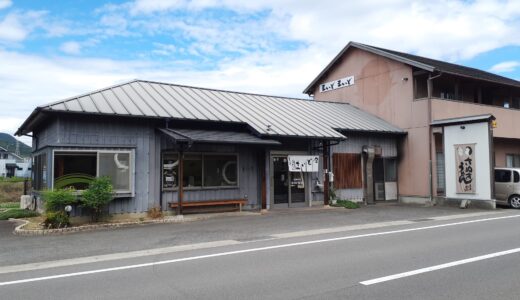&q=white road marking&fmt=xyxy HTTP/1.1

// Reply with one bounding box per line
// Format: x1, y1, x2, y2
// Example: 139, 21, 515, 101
1, 214, 519, 287
360, 247, 520, 286
431, 211, 503, 221
271, 220, 413, 238
2, 211, 505, 276
0, 240, 240, 275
